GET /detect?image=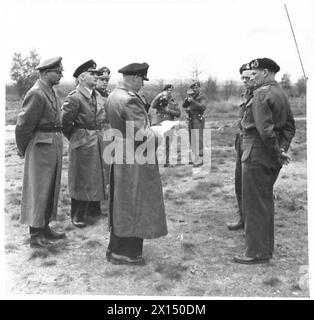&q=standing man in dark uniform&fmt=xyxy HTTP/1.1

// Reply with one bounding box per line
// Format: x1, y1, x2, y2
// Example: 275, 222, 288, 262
106, 62, 167, 265
95, 66, 111, 98
233, 58, 295, 264
227, 63, 255, 231
151, 84, 181, 167
61, 60, 106, 228
15, 57, 65, 248
182, 81, 207, 167
95, 66, 111, 197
